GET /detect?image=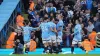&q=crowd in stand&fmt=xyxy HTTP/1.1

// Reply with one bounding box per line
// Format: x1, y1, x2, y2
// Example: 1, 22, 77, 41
6, 0, 100, 54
